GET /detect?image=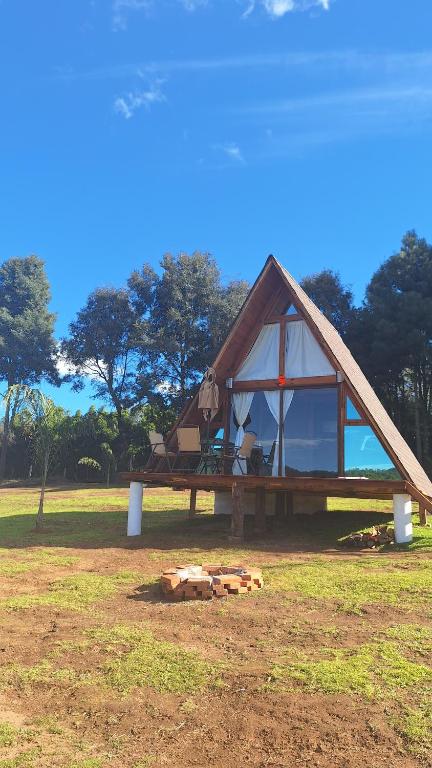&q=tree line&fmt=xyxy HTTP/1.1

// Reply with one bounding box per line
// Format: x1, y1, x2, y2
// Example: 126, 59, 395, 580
1, 231, 432, 489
